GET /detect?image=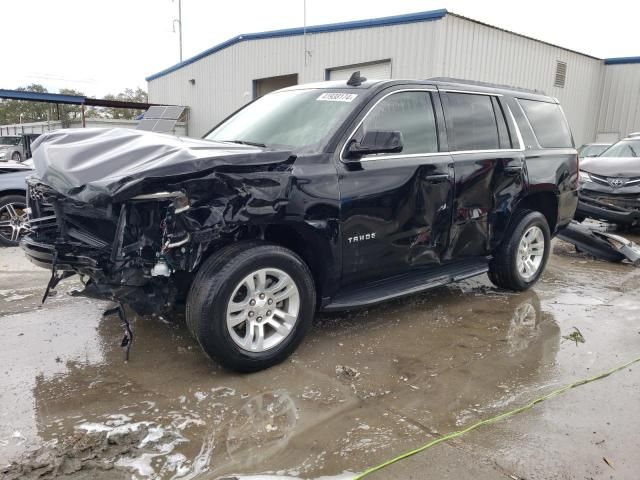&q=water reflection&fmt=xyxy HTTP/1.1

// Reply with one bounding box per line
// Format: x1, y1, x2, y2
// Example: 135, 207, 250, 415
226, 390, 298, 466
